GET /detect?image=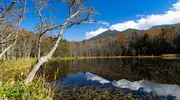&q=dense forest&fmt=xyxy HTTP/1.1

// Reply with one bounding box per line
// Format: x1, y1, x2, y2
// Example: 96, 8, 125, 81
1, 26, 180, 59
0, 29, 70, 60
71, 26, 180, 57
